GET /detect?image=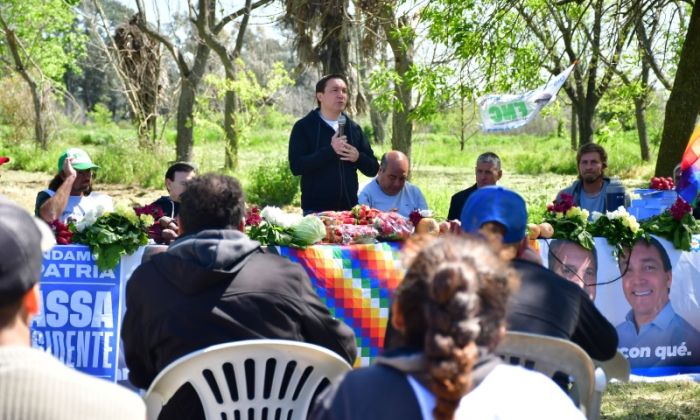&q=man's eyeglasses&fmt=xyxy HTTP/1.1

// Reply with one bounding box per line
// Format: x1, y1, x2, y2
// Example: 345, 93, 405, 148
76, 169, 95, 176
